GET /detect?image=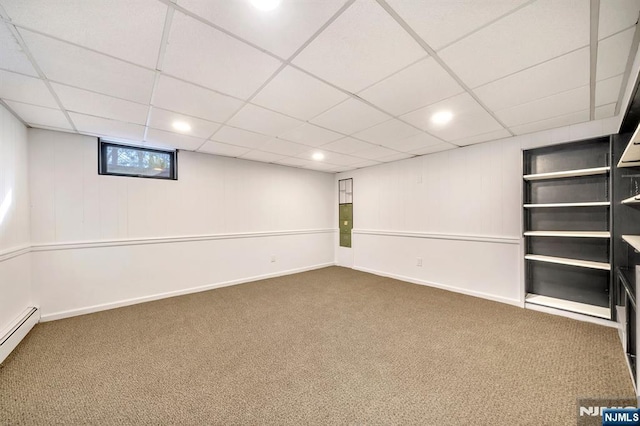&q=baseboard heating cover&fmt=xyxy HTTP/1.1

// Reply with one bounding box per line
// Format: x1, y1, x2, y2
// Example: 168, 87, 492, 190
0, 307, 39, 365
